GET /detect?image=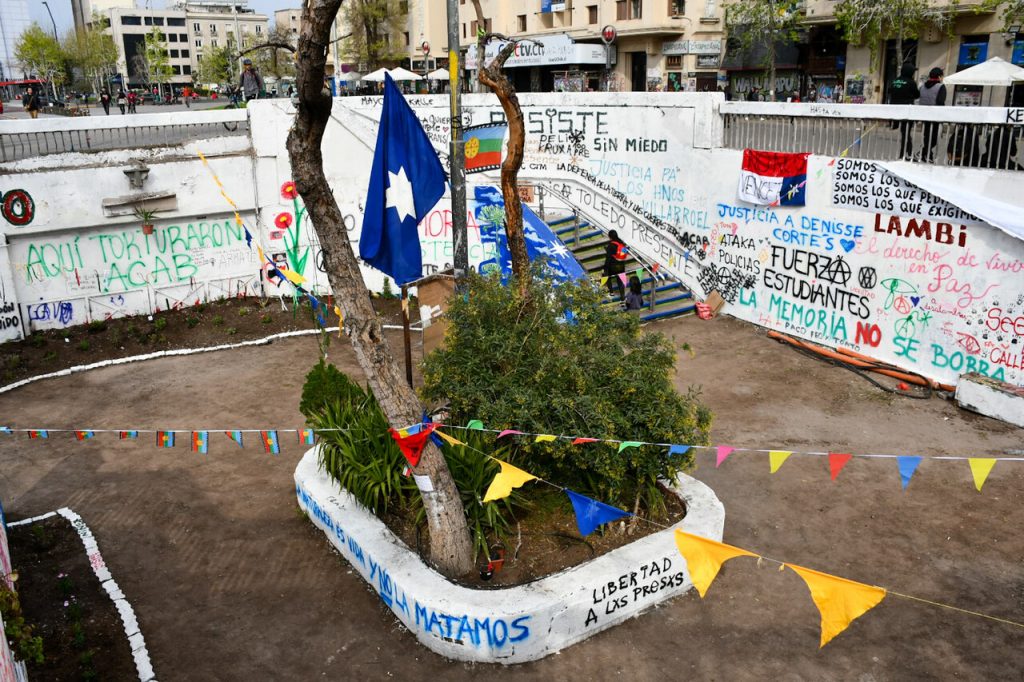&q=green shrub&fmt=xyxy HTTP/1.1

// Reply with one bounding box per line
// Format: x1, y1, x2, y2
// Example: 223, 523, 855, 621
225, 327, 238, 336
153, 318, 167, 332
261, 313, 273, 324
26, 335, 46, 348
186, 316, 200, 328
238, 307, 251, 317
76, 340, 90, 352
86, 320, 106, 334
421, 271, 712, 514
212, 315, 225, 326
0, 584, 44, 665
